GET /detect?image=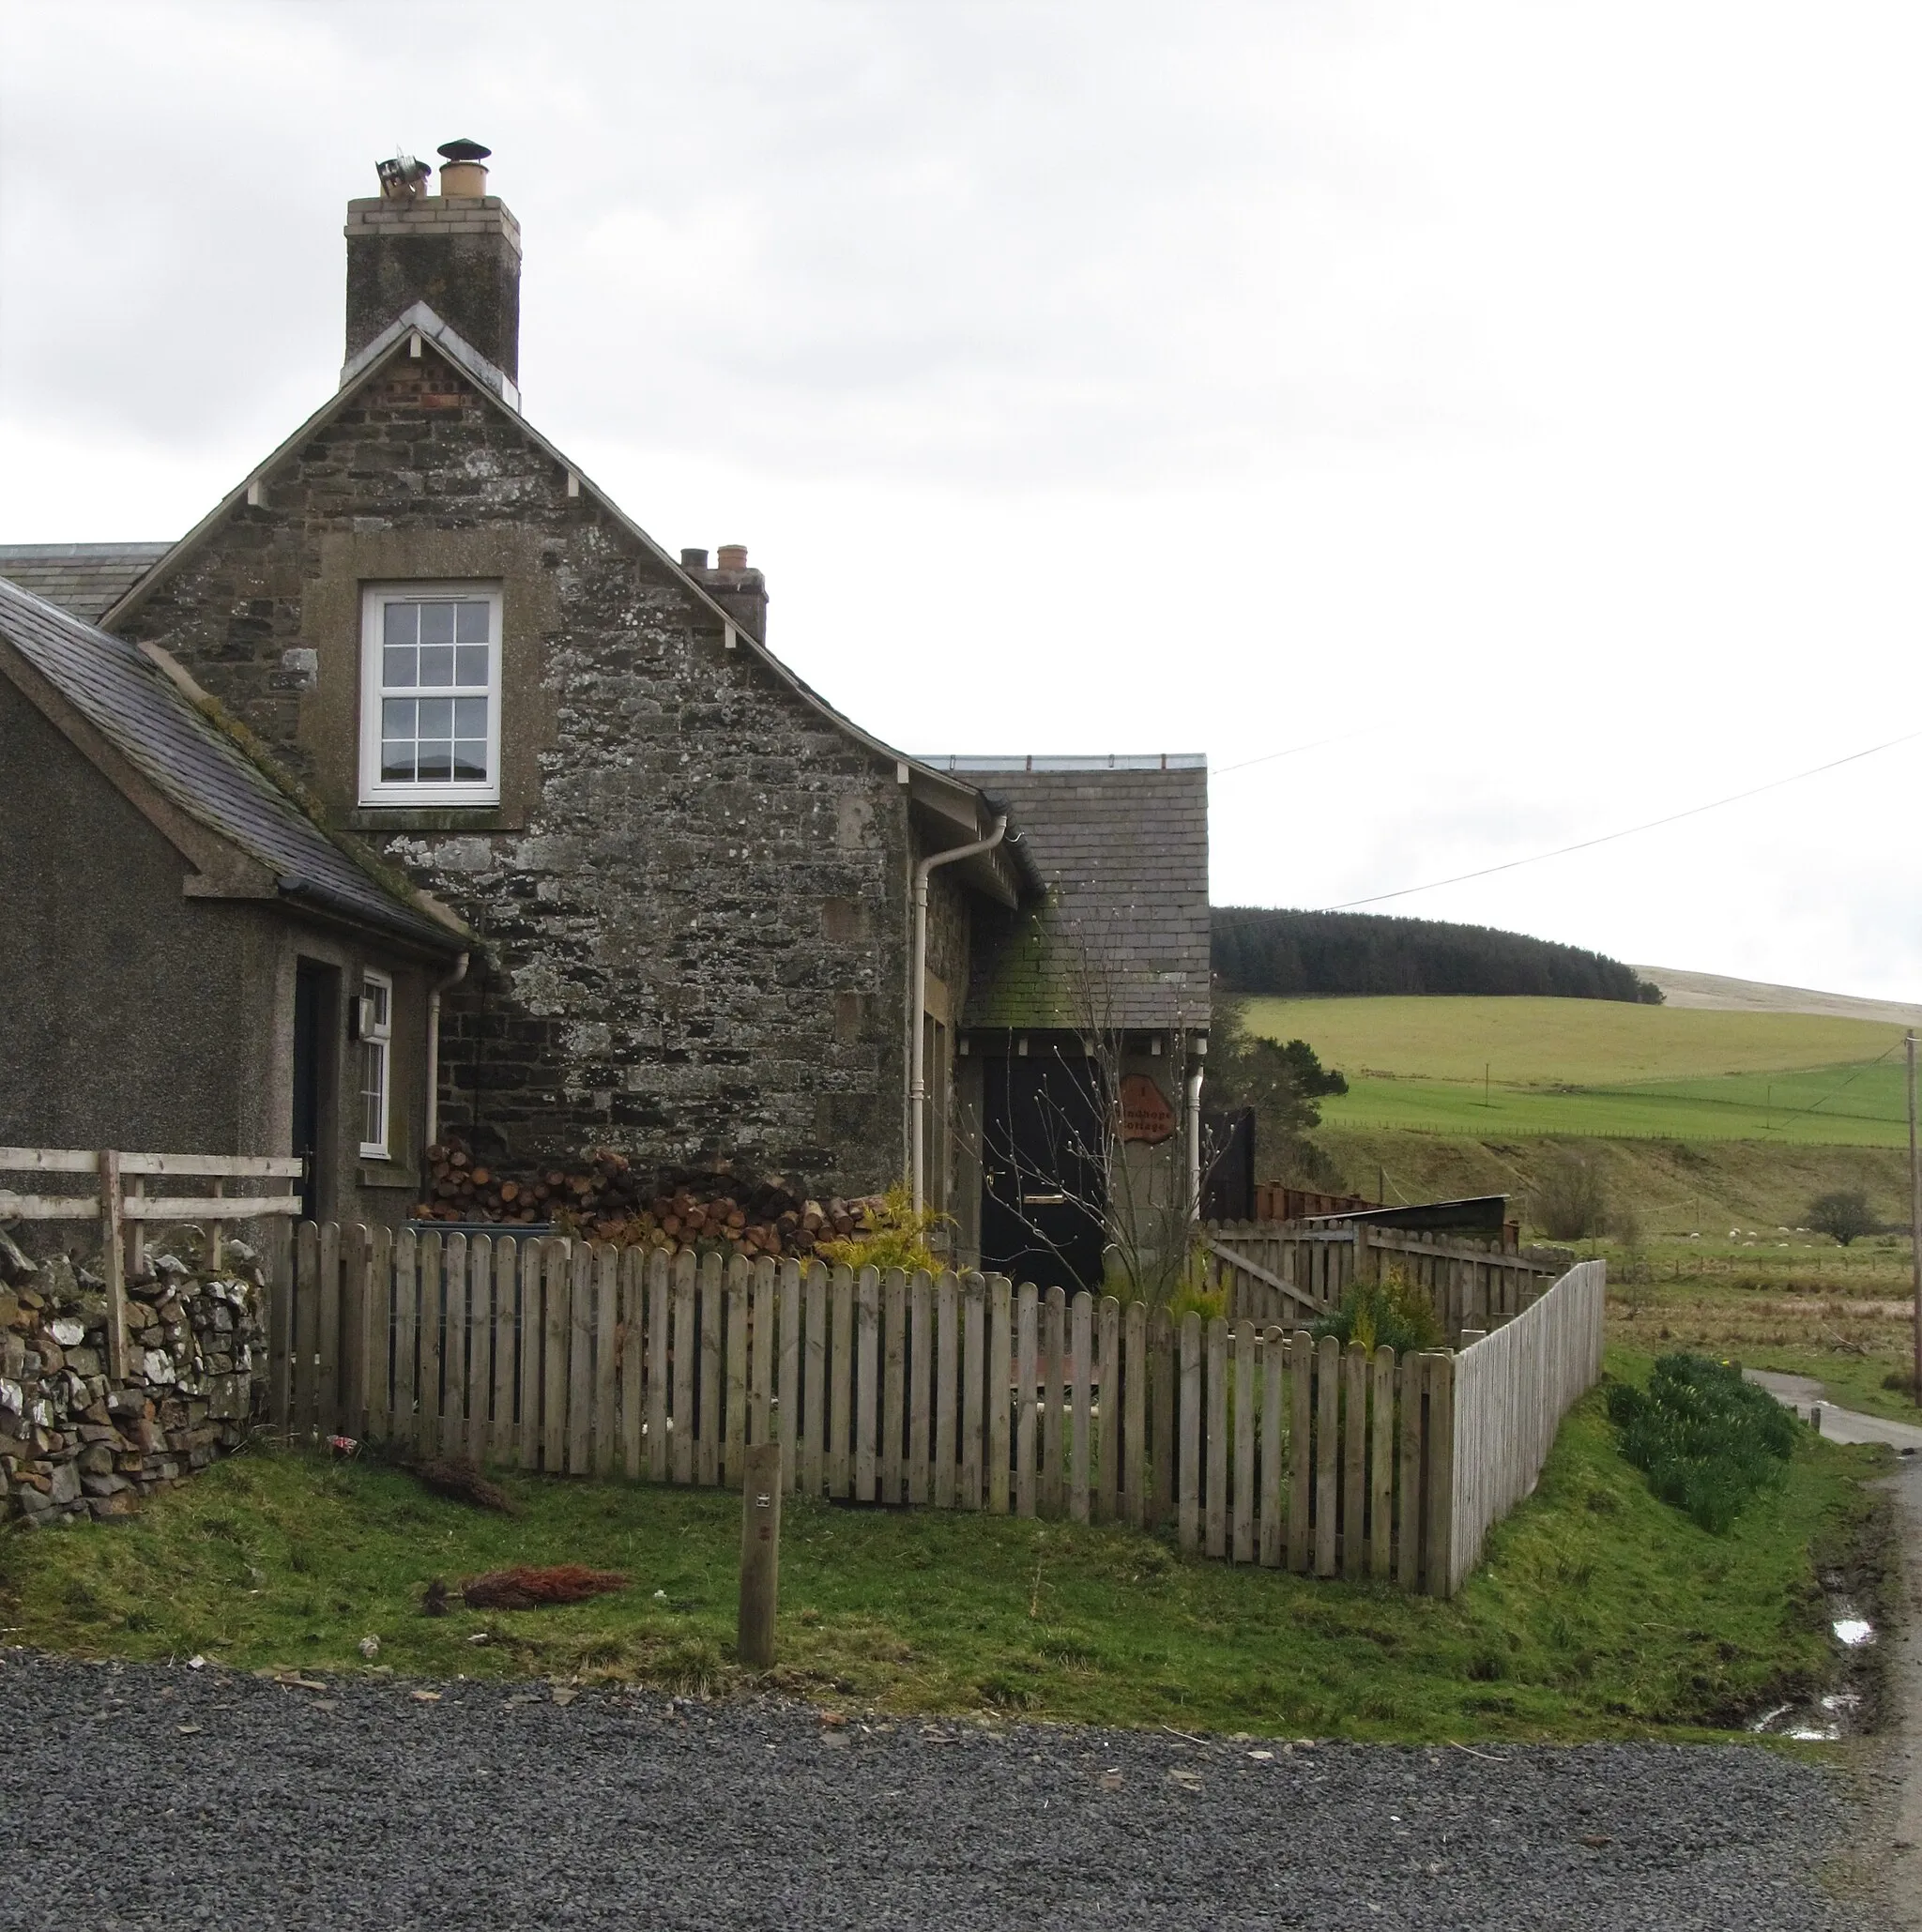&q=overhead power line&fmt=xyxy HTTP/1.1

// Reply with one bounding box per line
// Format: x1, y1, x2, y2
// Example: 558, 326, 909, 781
1213, 730, 1365, 776
1319, 727, 1922, 912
